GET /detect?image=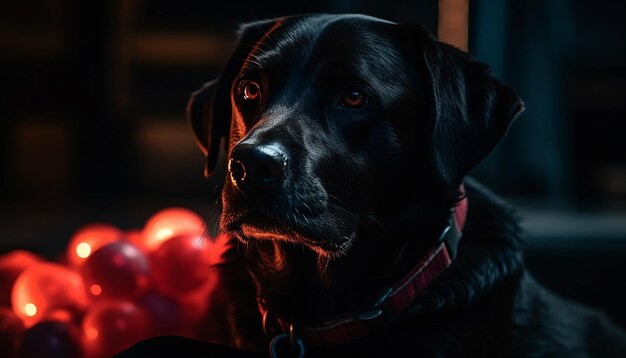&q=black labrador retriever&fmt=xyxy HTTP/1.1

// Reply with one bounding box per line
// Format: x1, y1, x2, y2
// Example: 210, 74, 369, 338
122, 13, 626, 357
